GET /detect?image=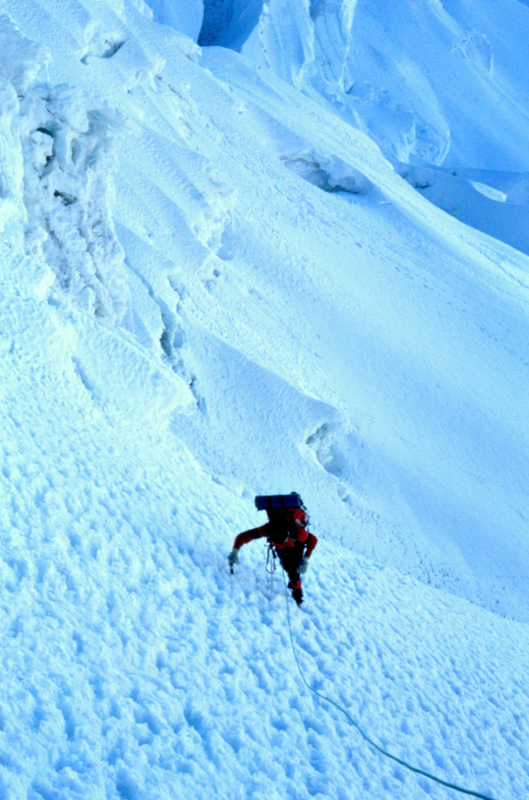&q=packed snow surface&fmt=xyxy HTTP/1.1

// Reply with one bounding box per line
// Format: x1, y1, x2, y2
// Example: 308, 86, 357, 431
0, 0, 528, 798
